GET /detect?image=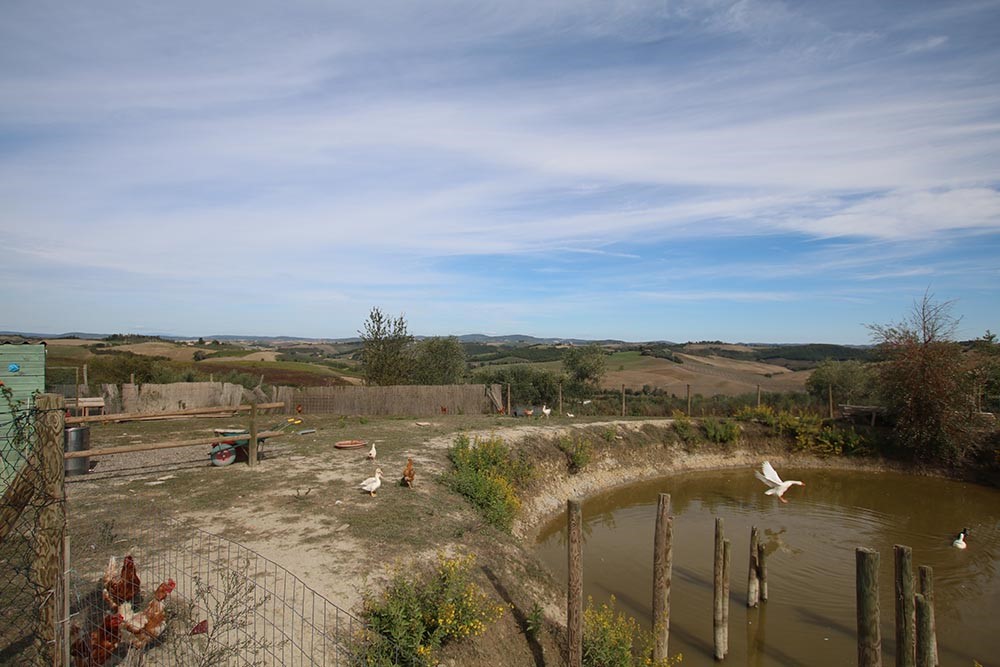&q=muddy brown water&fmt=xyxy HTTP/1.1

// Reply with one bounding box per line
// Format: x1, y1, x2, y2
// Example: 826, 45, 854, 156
535, 467, 1000, 666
